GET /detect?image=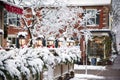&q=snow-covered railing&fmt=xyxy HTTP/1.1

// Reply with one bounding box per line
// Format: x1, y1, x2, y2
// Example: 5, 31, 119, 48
0, 47, 81, 80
